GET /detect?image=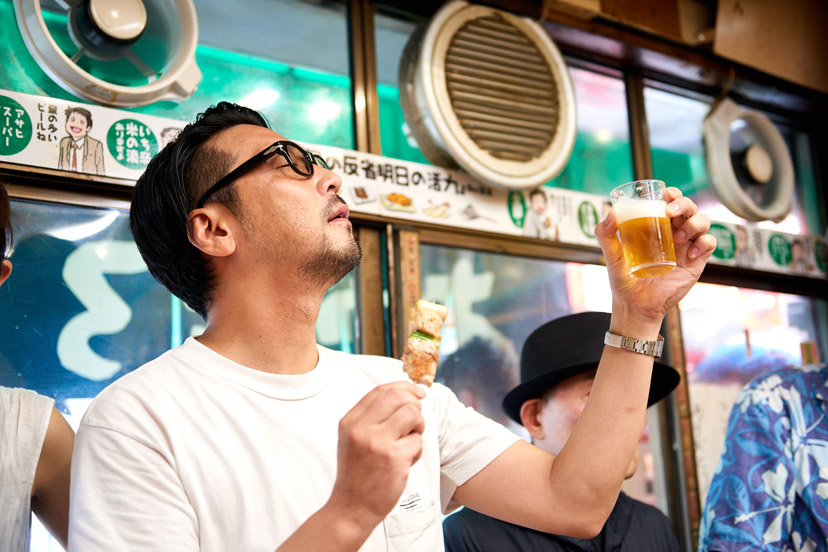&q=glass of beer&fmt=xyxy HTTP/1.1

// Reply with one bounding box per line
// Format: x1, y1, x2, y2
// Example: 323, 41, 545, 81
610, 180, 676, 278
